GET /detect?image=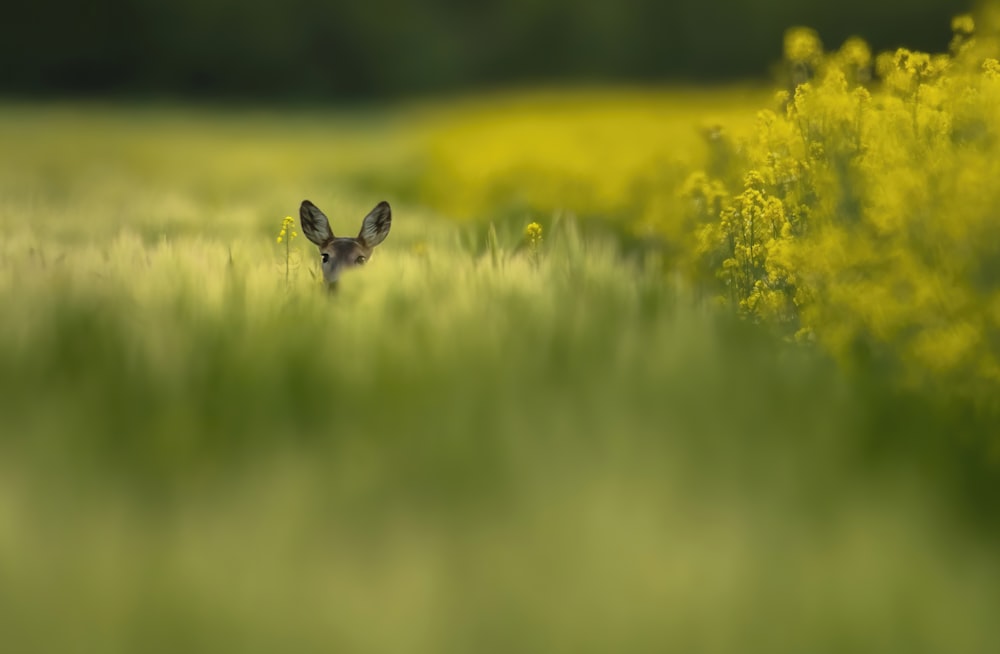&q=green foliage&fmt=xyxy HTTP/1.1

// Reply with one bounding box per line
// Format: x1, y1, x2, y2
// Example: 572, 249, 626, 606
2, 214, 999, 652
